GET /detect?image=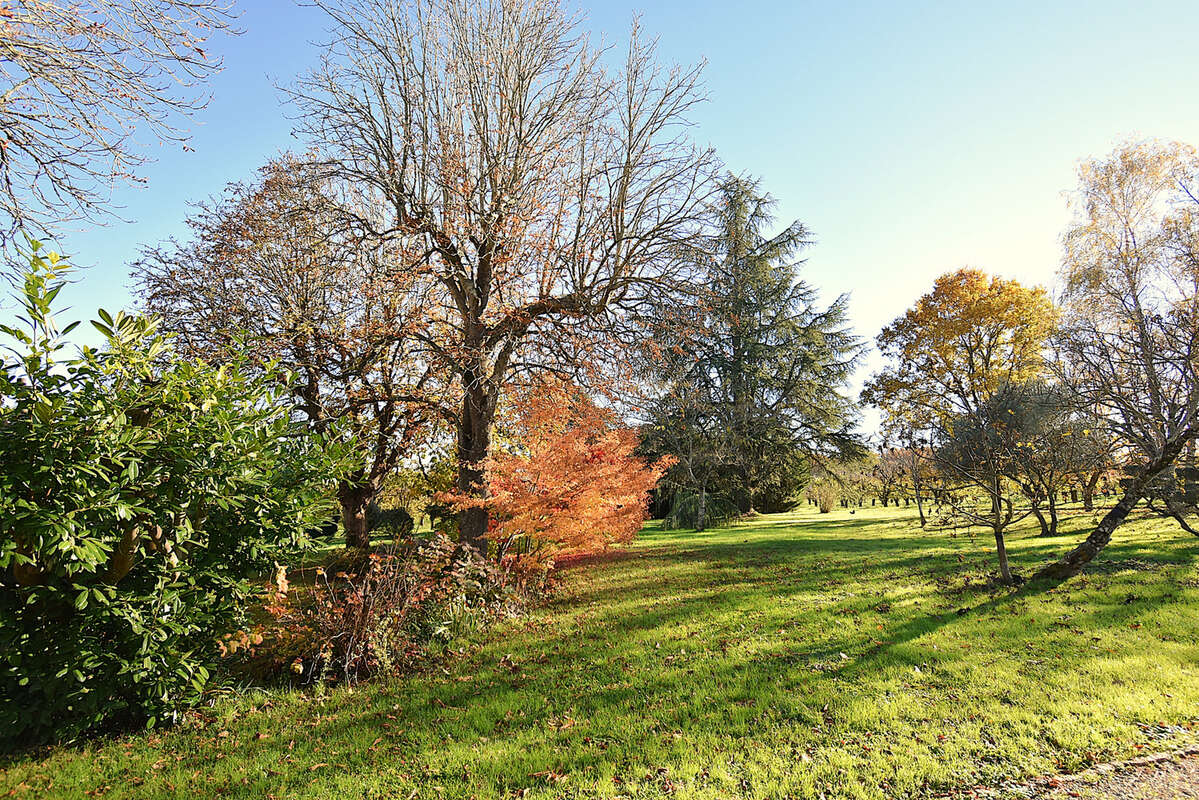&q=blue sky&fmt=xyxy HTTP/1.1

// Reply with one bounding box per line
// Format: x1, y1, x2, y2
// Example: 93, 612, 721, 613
25, 0, 1199, 393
